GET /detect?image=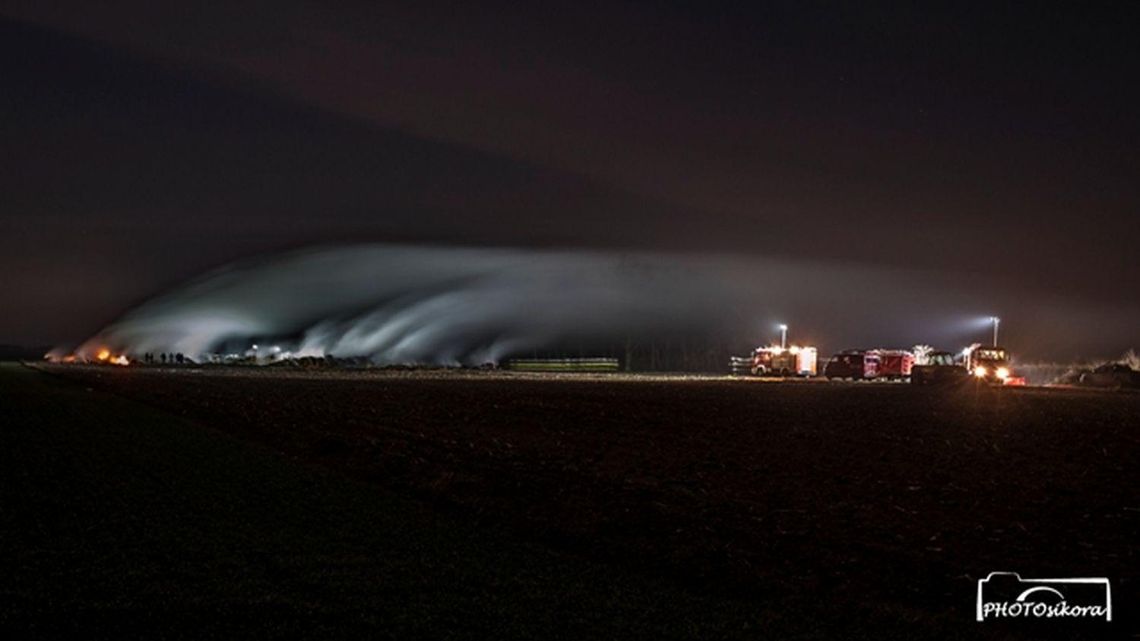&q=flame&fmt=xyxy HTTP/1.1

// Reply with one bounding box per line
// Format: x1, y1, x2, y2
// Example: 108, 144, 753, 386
87, 348, 129, 365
